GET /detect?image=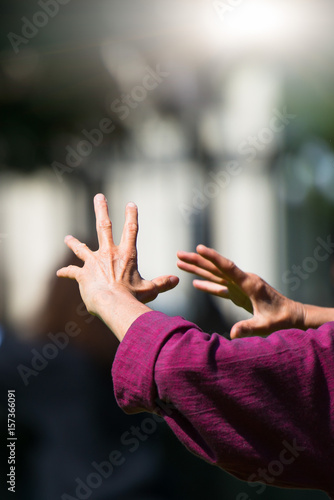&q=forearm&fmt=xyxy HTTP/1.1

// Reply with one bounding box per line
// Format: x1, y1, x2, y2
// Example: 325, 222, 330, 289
95, 288, 152, 342
302, 303, 334, 329
112, 312, 334, 495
